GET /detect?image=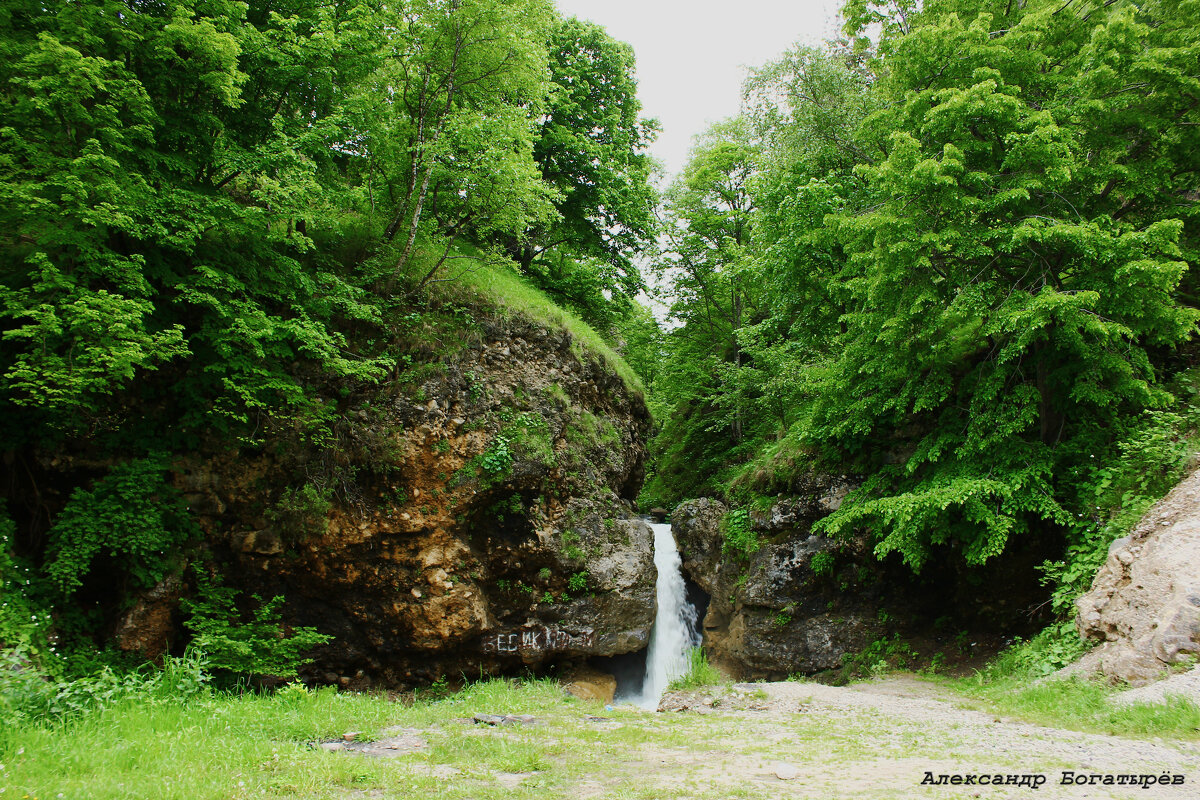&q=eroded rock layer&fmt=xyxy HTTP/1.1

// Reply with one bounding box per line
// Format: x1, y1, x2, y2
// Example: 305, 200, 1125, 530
672, 484, 889, 680
120, 313, 655, 688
